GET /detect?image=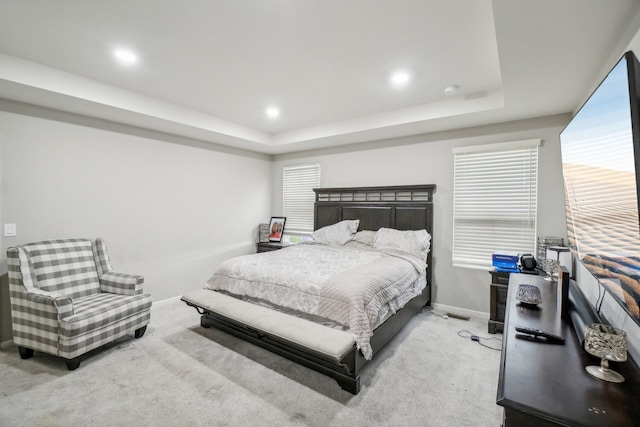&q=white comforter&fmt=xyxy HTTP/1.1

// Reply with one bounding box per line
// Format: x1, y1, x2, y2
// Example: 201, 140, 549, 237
205, 242, 426, 360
